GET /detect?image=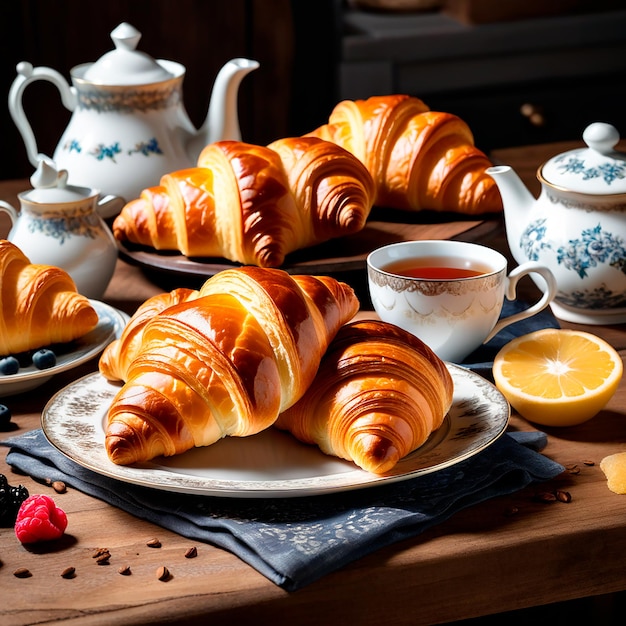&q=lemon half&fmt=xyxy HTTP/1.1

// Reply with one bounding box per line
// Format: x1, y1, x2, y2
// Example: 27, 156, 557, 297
492, 329, 623, 427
